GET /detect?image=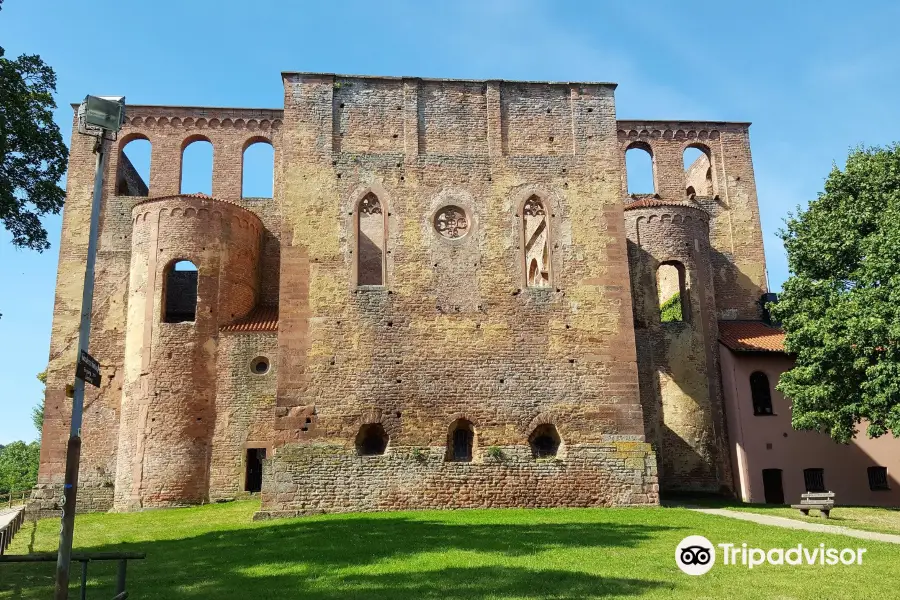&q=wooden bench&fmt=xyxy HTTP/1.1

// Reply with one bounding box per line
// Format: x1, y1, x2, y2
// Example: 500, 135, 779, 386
791, 492, 835, 518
